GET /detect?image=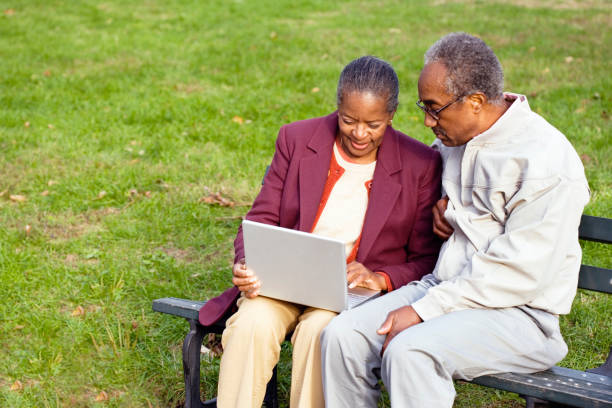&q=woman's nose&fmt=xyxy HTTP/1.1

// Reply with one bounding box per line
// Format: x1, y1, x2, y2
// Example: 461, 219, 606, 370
353, 124, 367, 139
